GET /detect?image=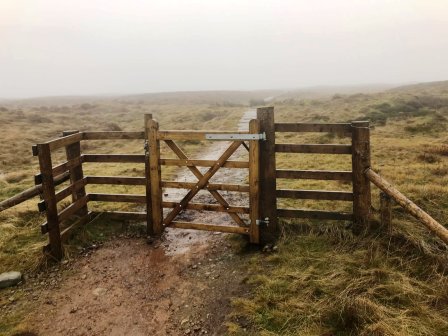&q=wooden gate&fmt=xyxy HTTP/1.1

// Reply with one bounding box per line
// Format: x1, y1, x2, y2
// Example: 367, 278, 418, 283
145, 117, 263, 243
